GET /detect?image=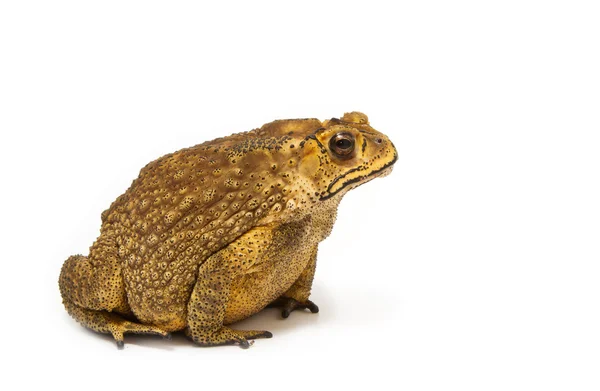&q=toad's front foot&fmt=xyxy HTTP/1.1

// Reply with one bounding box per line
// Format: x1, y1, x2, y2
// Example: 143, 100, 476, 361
267, 297, 319, 319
